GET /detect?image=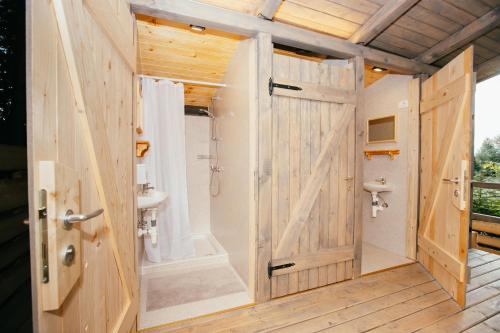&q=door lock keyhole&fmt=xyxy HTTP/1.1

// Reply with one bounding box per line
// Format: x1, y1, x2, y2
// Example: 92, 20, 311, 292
63, 245, 76, 266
